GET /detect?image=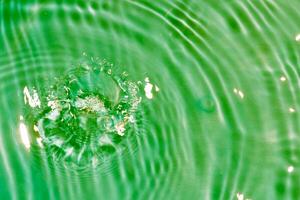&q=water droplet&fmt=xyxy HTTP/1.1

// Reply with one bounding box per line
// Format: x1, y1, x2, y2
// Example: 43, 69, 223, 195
195, 95, 216, 113
24, 59, 143, 170
295, 34, 300, 42
233, 88, 244, 99
144, 77, 159, 99
289, 107, 295, 113
280, 76, 287, 82
288, 165, 294, 173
